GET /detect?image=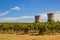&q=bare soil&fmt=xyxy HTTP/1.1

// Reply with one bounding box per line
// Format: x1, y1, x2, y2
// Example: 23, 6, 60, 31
0, 34, 60, 40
